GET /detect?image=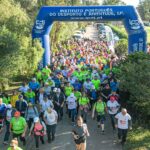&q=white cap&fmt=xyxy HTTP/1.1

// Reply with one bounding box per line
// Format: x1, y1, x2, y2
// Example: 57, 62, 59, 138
7, 104, 12, 109
57, 88, 61, 93
53, 88, 57, 92
45, 82, 49, 85
32, 78, 36, 81
34, 117, 39, 123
